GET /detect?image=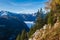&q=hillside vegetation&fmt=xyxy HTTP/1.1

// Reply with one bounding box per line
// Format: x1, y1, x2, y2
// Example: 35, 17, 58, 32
16, 0, 60, 40
29, 21, 60, 40
29, 0, 60, 40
